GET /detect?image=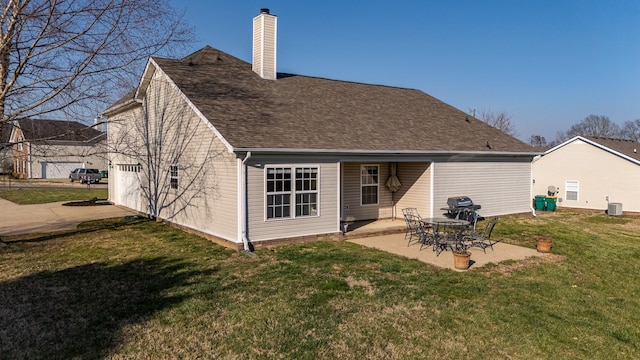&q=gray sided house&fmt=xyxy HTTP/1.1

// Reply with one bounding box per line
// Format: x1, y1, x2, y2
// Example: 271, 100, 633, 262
104, 9, 537, 250
533, 136, 640, 213
9, 119, 107, 179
